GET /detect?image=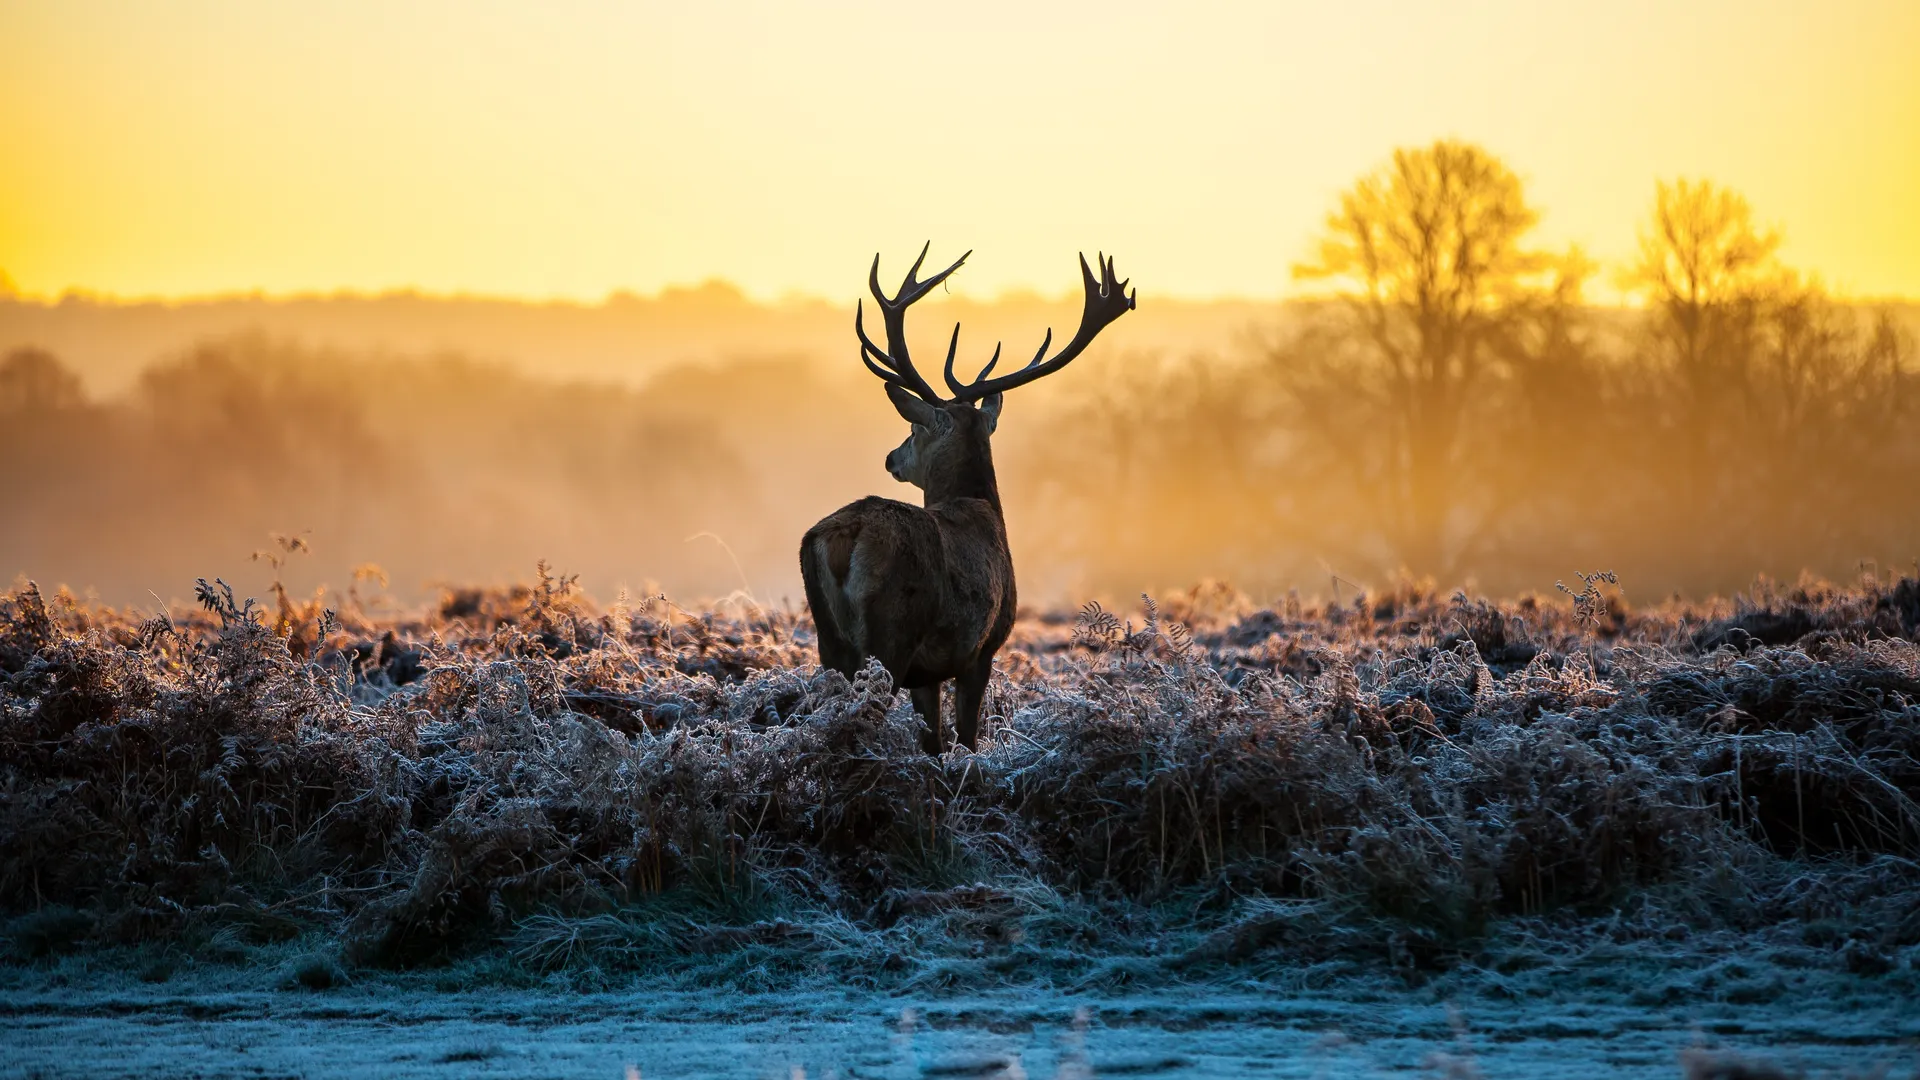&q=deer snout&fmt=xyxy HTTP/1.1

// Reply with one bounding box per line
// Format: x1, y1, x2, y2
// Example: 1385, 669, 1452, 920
885, 447, 908, 482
